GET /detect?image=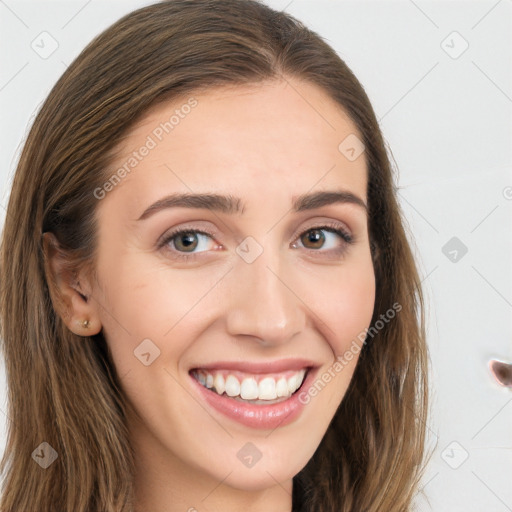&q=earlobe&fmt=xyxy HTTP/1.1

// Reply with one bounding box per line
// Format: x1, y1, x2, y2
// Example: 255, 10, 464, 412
41, 232, 102, 336
71, 316, 101, 337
